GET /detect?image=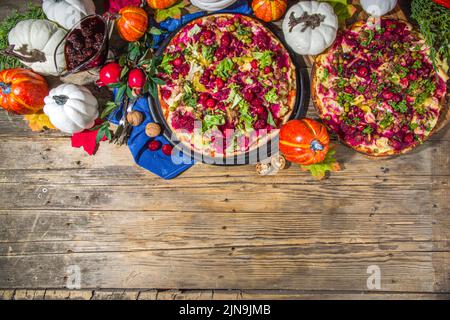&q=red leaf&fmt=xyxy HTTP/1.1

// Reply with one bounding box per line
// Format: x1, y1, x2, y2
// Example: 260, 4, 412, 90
71, 120, 107, 156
